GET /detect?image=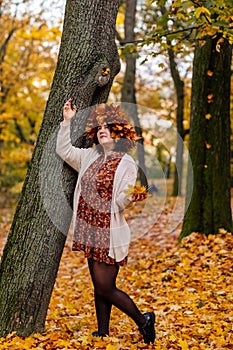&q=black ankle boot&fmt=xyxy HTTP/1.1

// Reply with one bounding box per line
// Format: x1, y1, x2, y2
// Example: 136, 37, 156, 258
139, 312, 156, 344
92, 331, 108, 337
92, 331, 100, 337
